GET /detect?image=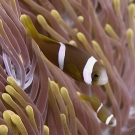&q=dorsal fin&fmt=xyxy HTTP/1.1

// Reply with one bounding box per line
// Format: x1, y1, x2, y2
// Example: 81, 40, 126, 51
20, 14, 58, 44
39, 34, 58, 44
